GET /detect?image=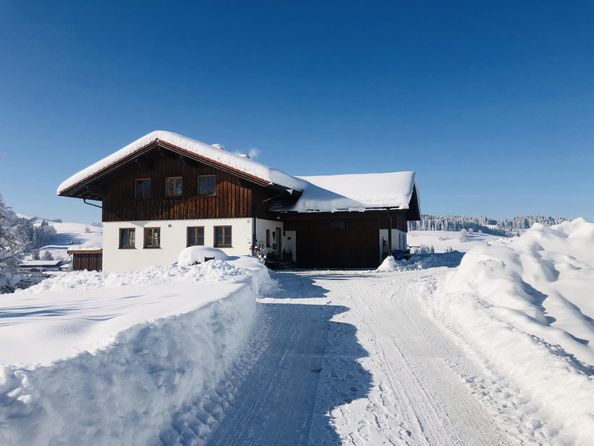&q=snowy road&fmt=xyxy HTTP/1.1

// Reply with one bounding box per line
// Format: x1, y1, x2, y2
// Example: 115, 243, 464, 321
207, 269, 517, 446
